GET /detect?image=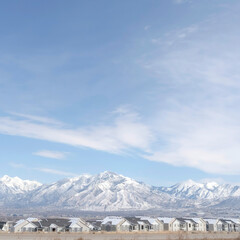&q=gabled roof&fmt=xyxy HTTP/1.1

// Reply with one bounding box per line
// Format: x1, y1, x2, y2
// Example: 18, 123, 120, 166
230, 218, 240, 224
40, 218, 70, 228
225, 220, 236, 224
217, 219, 228, 224
69, 218, 89, 228
14, 219, 27, 228
192, 218, 202, 223
174, 218, 186, 224
183, 218, 197, 224
14, 219, 40, 229
172, 218, 197, 225
101, 216, 123, 226
31, 221, 42, 228
140, 217, 160, 225
125, 217, 151, 226
86, 220, 102, 229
